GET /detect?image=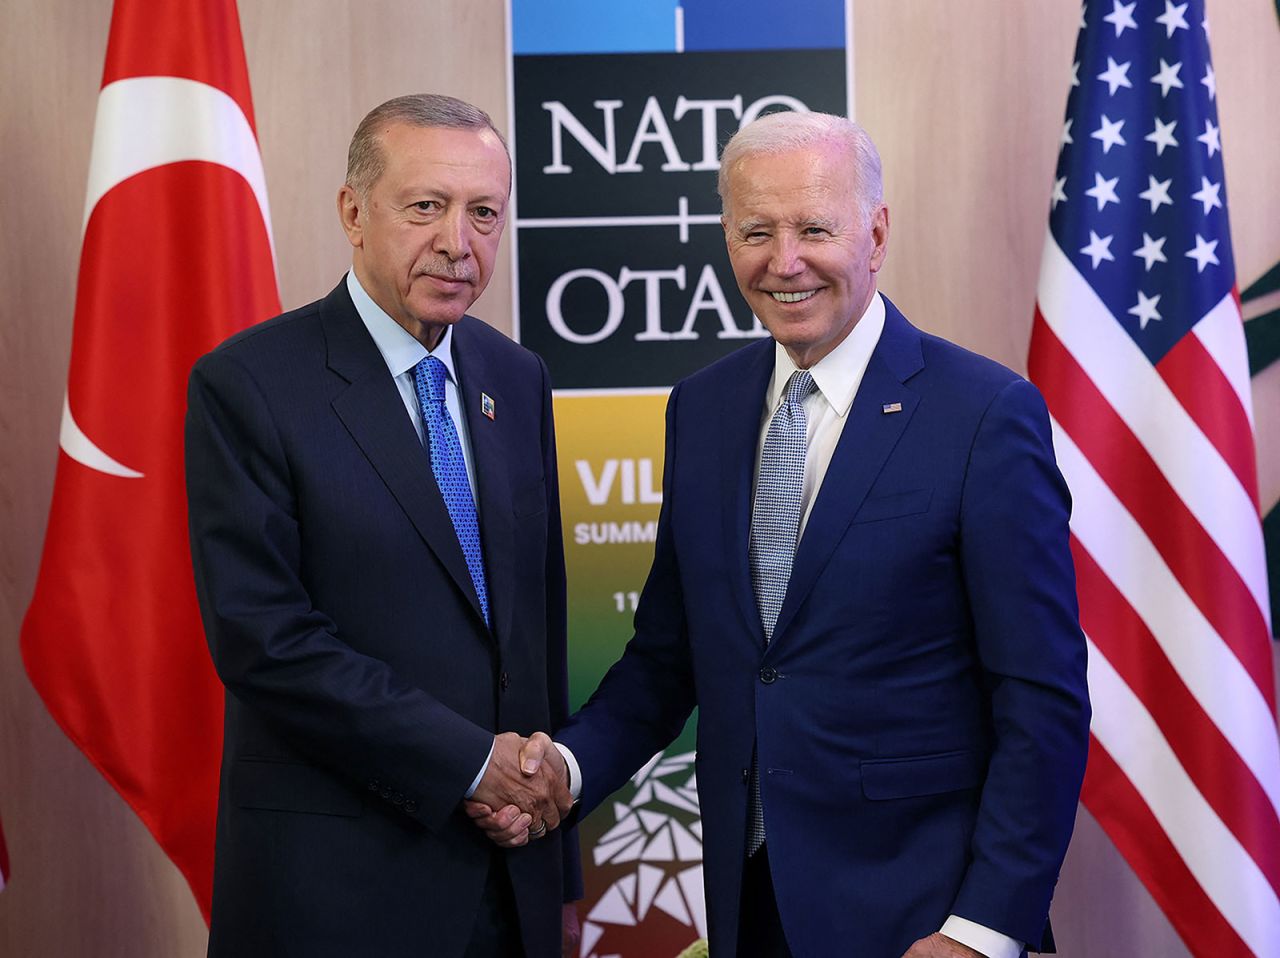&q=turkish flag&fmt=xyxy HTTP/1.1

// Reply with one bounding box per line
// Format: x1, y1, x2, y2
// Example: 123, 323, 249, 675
21, 0, 279, 919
